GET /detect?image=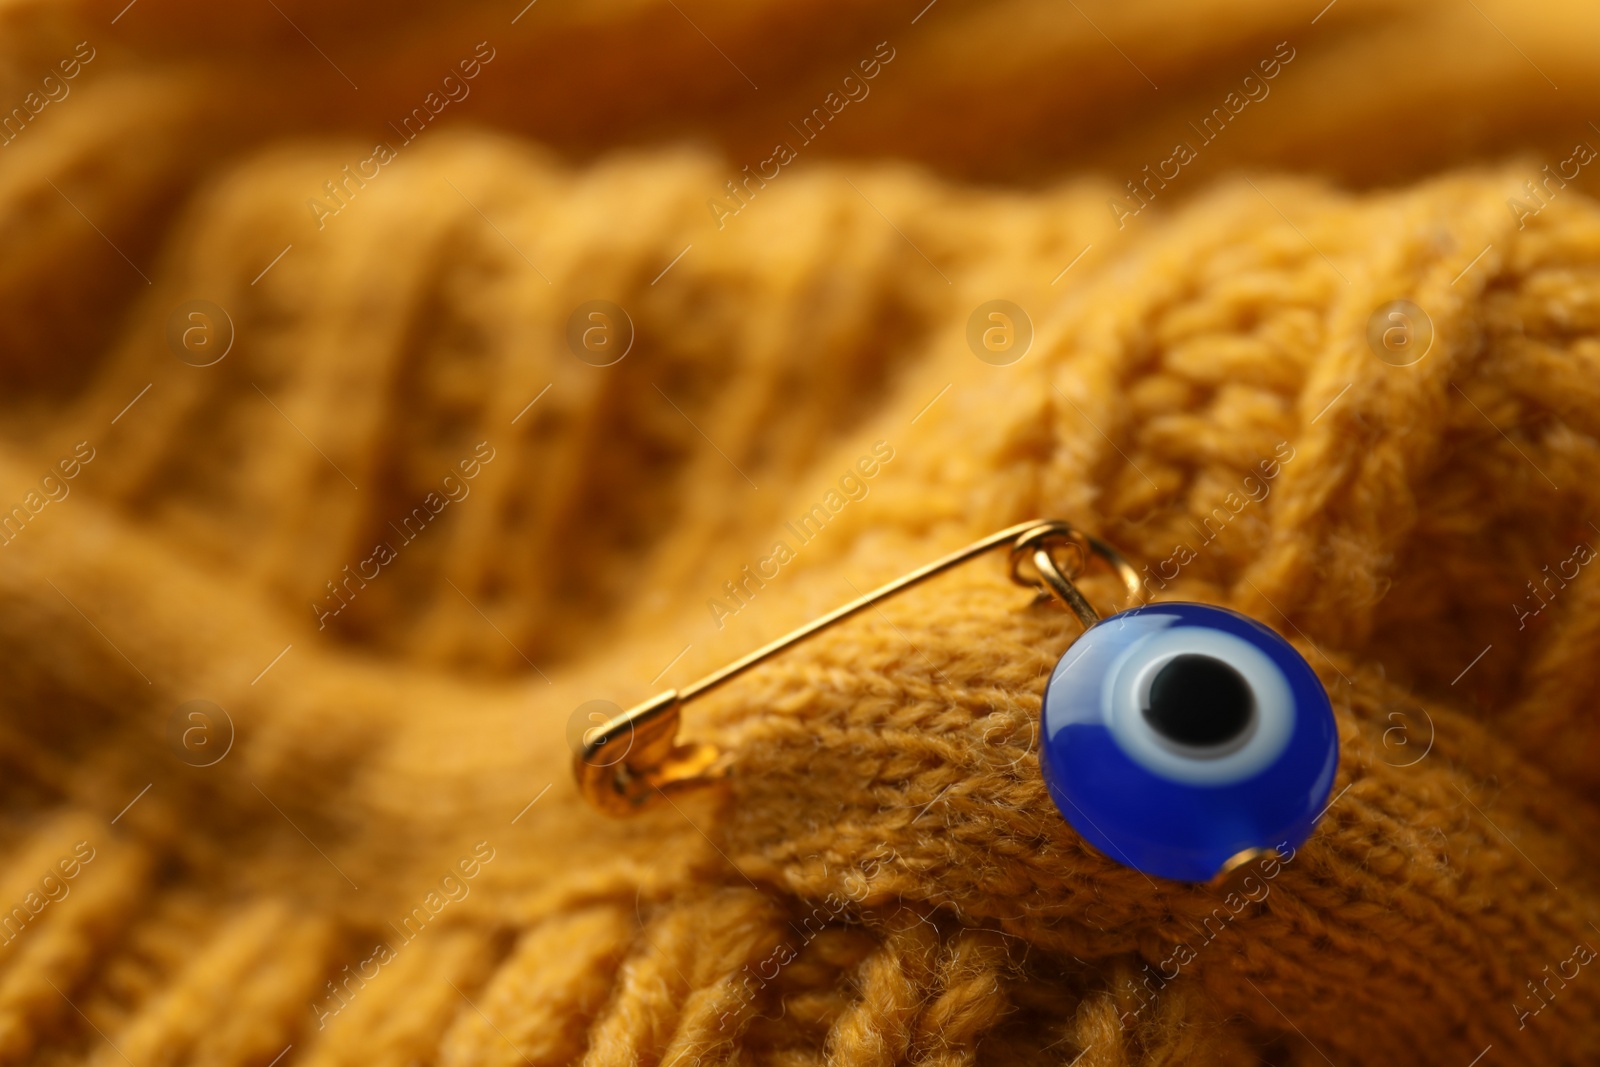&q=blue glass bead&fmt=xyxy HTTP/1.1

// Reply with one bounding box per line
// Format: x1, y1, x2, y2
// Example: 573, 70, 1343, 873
1039, 602, 1338, 883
